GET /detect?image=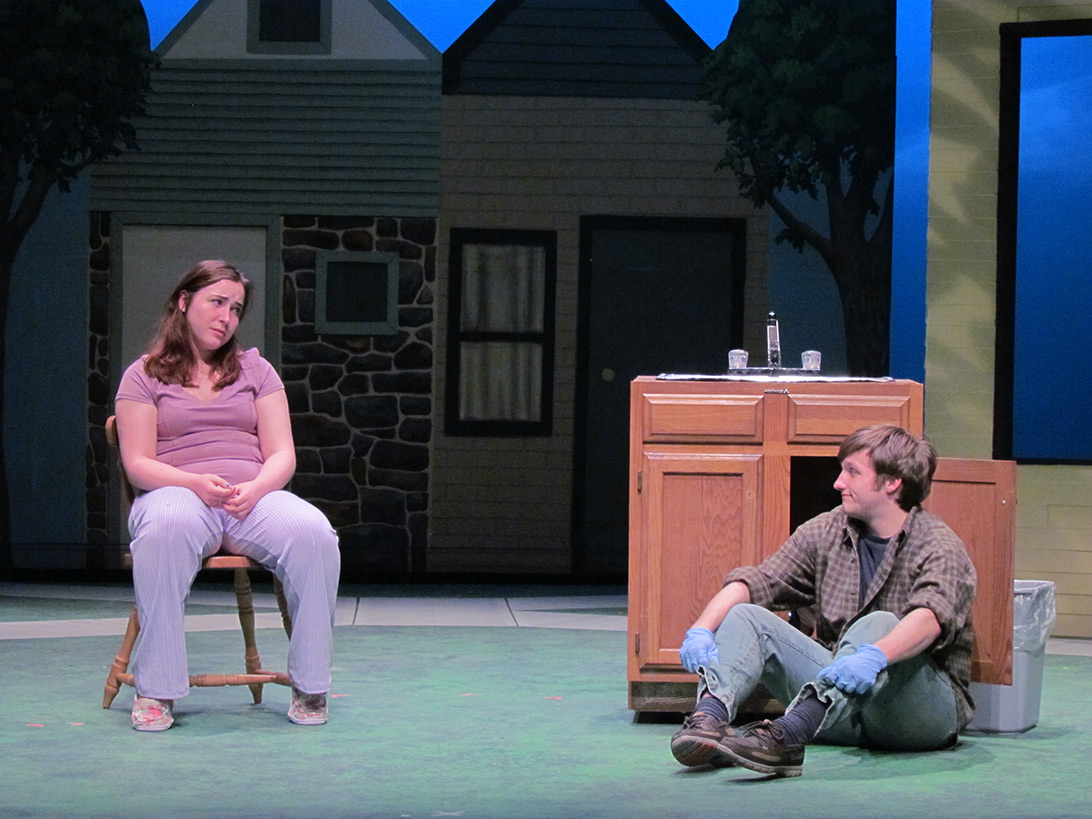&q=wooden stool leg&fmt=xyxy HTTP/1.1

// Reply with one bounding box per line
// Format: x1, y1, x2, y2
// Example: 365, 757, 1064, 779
232, 567, 265, 704
274, 577, 293, 639
103, 605, 140, 708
